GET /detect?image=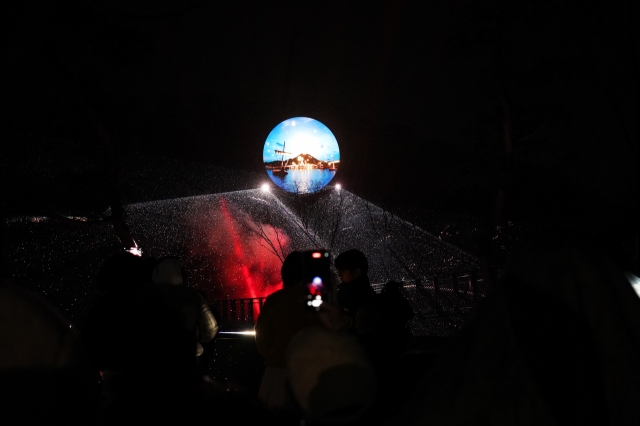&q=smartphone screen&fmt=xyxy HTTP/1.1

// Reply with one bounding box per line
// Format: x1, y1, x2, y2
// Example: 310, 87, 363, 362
301, 249, 331, 311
